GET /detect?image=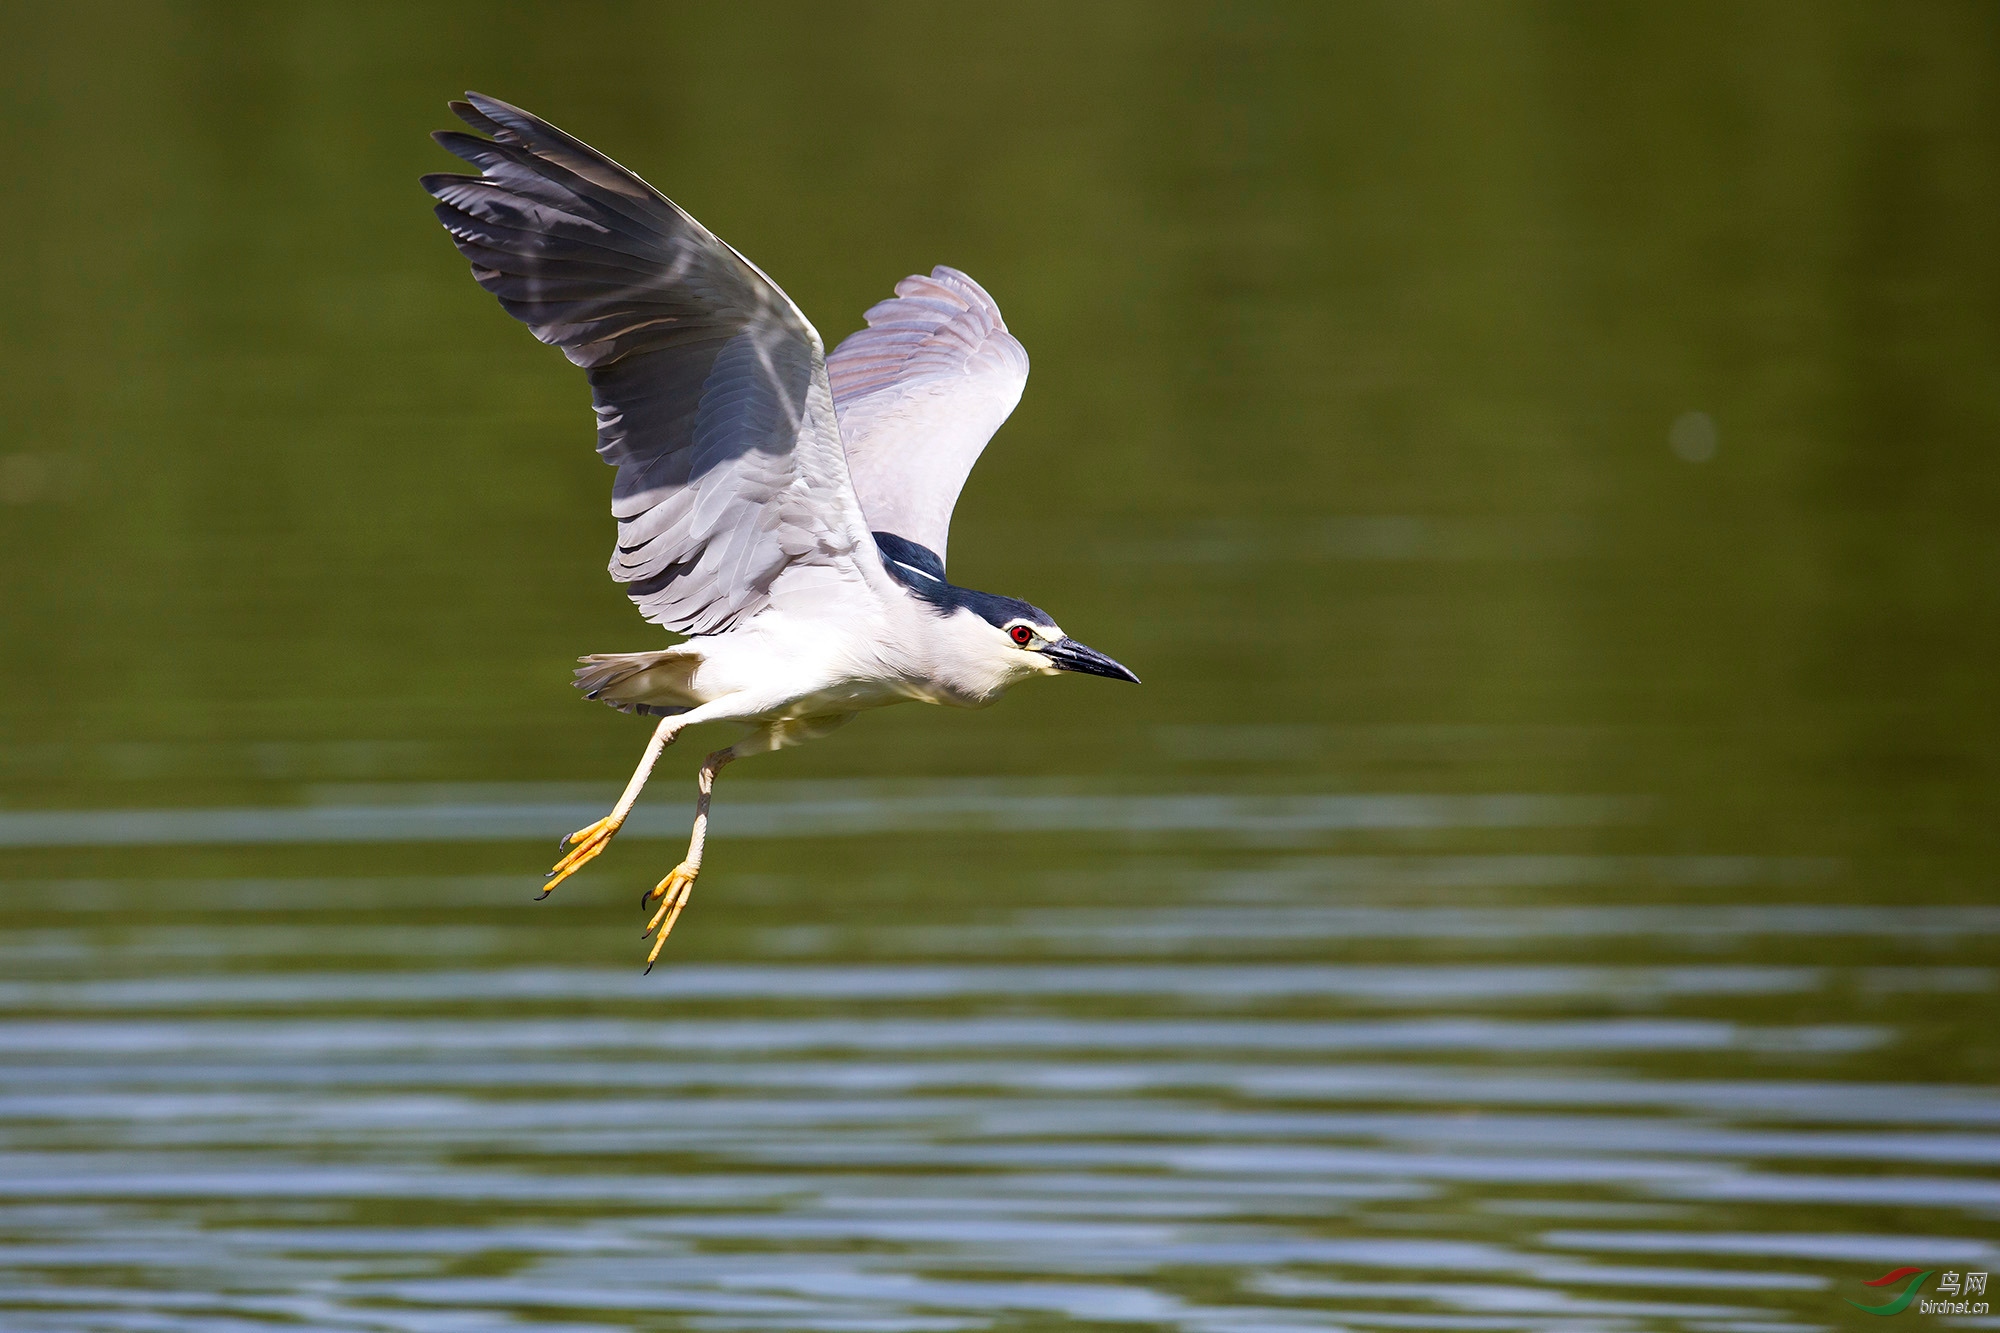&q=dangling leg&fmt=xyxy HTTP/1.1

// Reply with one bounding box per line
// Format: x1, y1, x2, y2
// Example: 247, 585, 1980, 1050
632, 713, 852, 971
542, 713, 681, 897
640, 744, 736, 970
